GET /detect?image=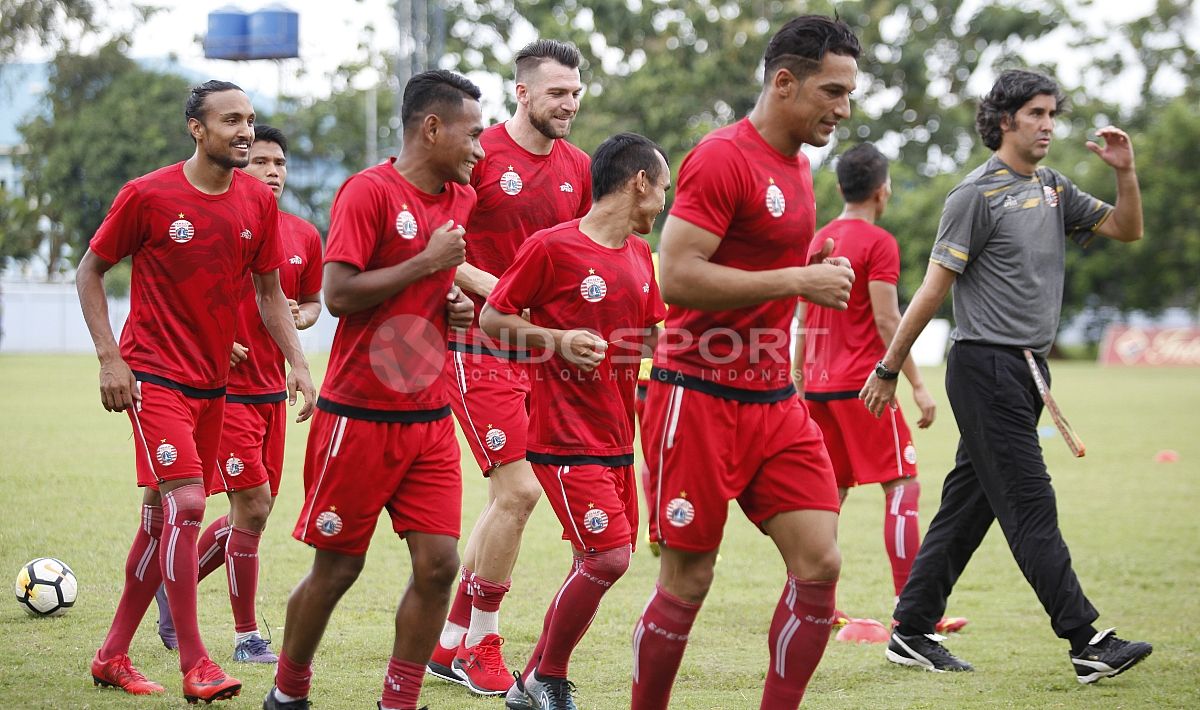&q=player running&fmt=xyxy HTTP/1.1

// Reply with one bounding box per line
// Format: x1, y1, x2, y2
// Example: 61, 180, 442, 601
483, 133, 668, 710
429, 39, 591, 697
154, 124, 324, 662
630, 16, 860, 710
861, 69, 1152, 682
77, 80, 315, 703
793, 142, 966, 635
264, 69, 480, 710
